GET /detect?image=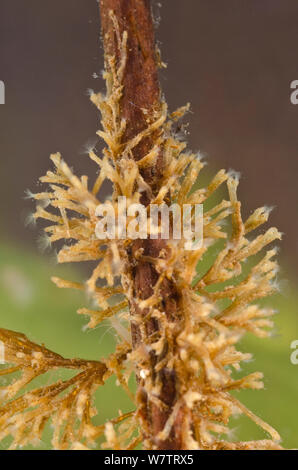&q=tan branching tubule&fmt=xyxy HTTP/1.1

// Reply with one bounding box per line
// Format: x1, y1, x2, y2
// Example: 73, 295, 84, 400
0, 2, 283, 450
